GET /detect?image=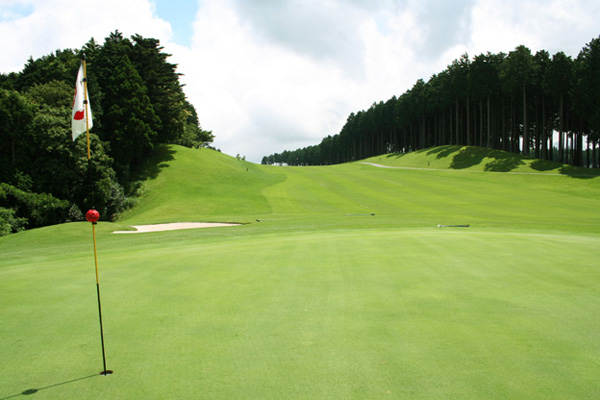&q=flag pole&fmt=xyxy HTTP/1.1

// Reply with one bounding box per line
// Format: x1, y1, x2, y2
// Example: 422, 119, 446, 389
87, 210, 111, 375
83, 54, 91, 160
80, 55, 112, 376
